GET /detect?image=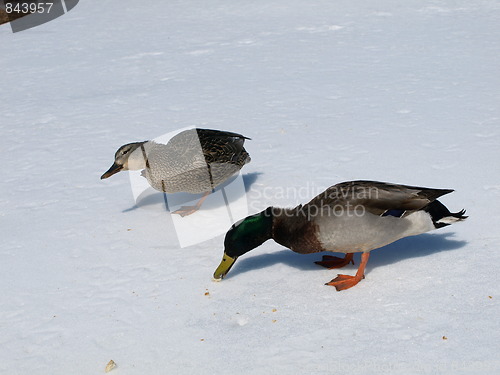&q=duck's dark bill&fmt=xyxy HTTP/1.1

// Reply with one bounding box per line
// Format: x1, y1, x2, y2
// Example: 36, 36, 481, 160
213, 253, 237, 281
101, 163, 123, 179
